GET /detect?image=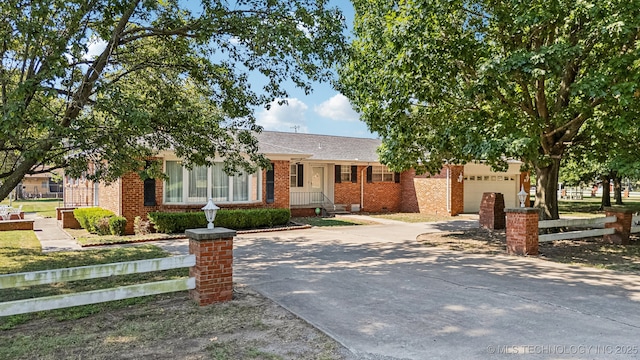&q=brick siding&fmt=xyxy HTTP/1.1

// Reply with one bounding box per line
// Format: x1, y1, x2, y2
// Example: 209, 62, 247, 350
400, 166, 463, 216
0, 220, 34, 231
334, 165, 365, 211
